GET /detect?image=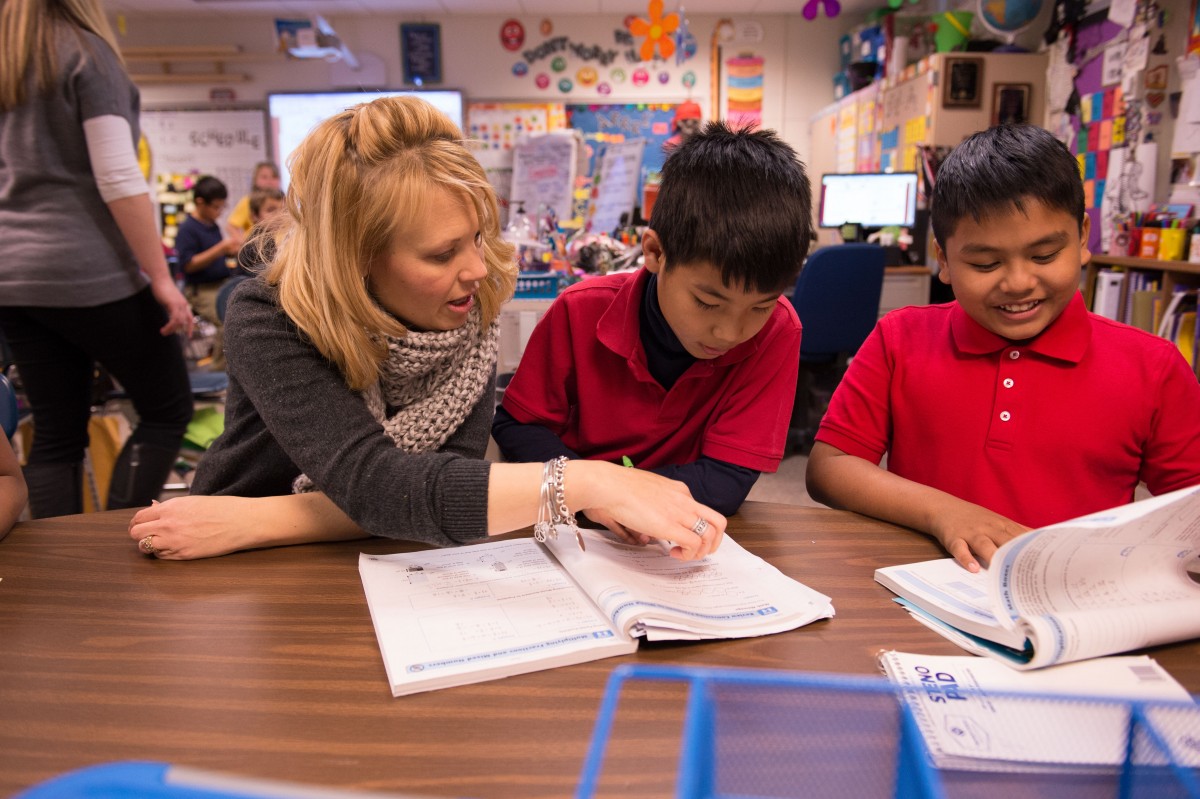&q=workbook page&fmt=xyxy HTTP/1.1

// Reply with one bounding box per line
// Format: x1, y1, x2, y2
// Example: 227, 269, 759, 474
990, 486, 1200, 669
545, 530, 833, 640
359, 538, 634, 696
